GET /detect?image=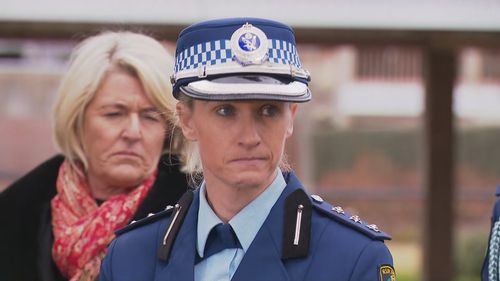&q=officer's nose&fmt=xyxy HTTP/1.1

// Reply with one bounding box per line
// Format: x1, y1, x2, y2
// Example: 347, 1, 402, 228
238, 114, 261, 148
